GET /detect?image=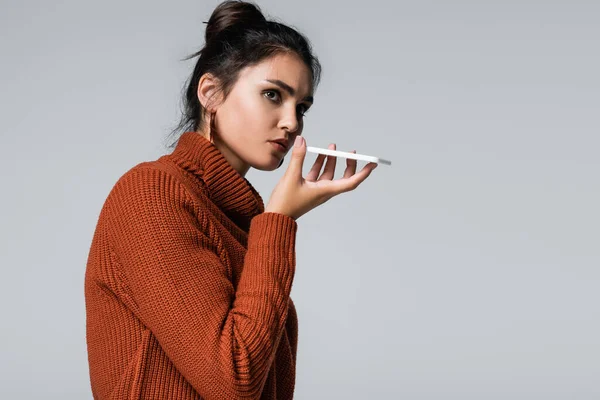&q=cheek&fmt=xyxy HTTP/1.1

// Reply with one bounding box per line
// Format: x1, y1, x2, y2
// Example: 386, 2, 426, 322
242, 99, 265, 128
223, 94, 270, 135
245, 95, 276, 130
